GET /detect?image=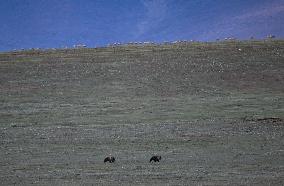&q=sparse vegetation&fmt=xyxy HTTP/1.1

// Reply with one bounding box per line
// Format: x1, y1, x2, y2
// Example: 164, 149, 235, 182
0, 40, 283, 185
